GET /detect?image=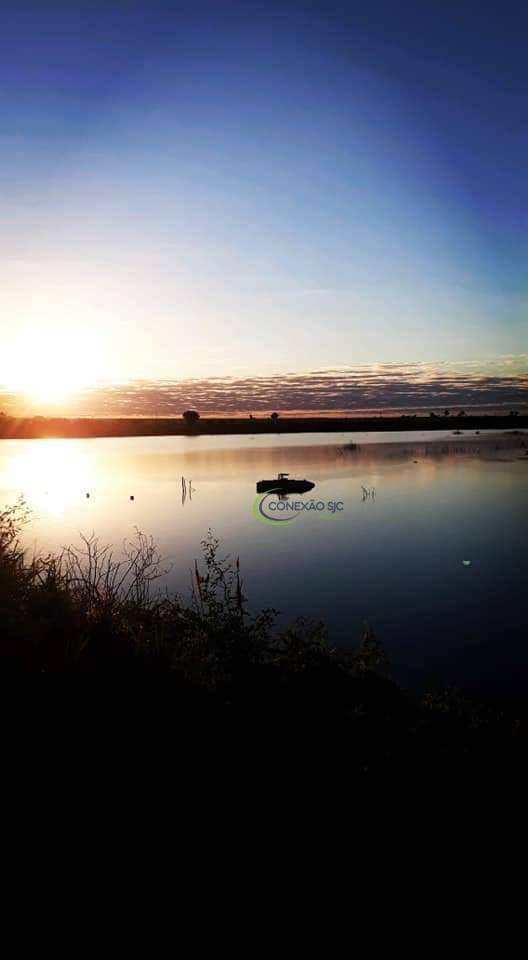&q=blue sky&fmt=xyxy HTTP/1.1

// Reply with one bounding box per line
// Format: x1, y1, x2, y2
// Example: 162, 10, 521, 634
1, 0, 526, 387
